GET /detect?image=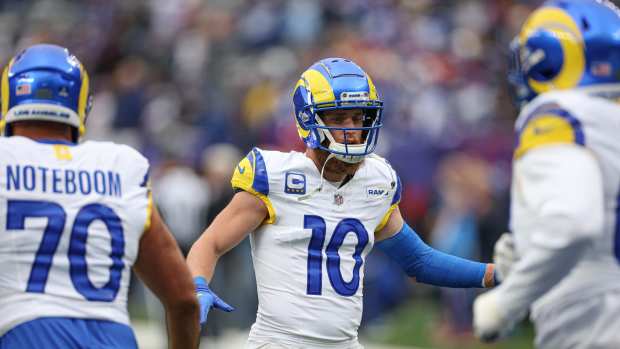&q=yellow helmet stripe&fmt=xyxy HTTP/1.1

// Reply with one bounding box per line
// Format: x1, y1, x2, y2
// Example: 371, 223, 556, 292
366, 74, 378, 100
77, 64, 90, 136
520, 7, 585, 93
1, 58, 15, 135
301, 69, 335, 104
293, 78, 305, 96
